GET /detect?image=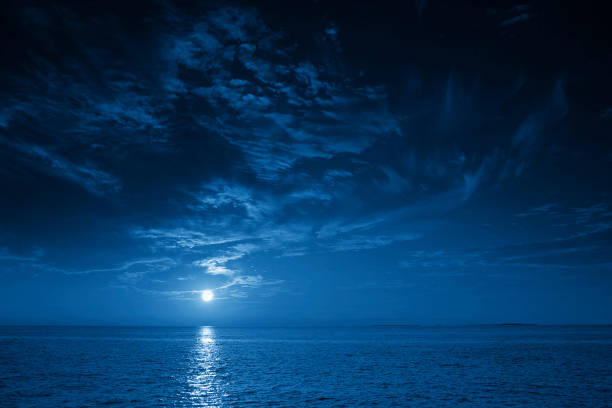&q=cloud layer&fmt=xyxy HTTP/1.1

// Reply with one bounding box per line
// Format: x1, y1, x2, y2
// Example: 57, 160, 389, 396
1, 1, 611, 322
